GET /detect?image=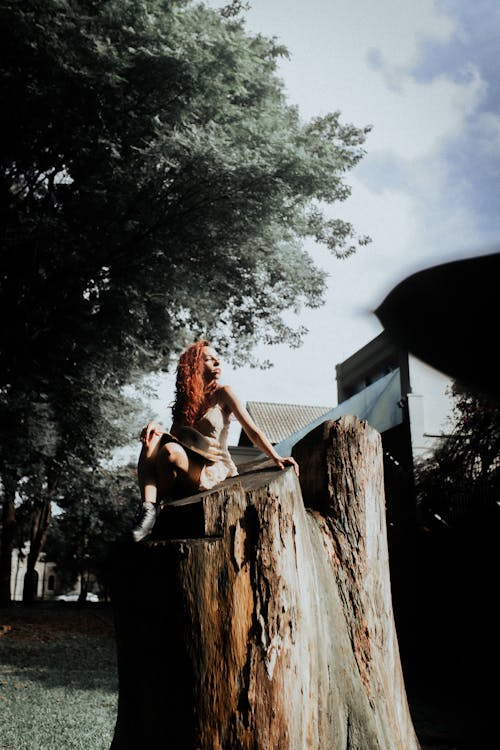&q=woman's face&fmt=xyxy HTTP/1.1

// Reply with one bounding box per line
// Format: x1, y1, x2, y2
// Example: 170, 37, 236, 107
201, 346, 221, 382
